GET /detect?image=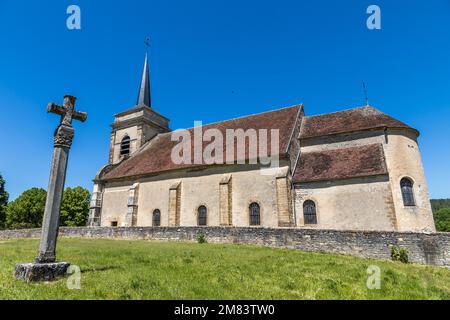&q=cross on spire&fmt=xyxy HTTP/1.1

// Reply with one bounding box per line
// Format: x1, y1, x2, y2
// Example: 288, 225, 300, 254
136, 38, 151, 108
